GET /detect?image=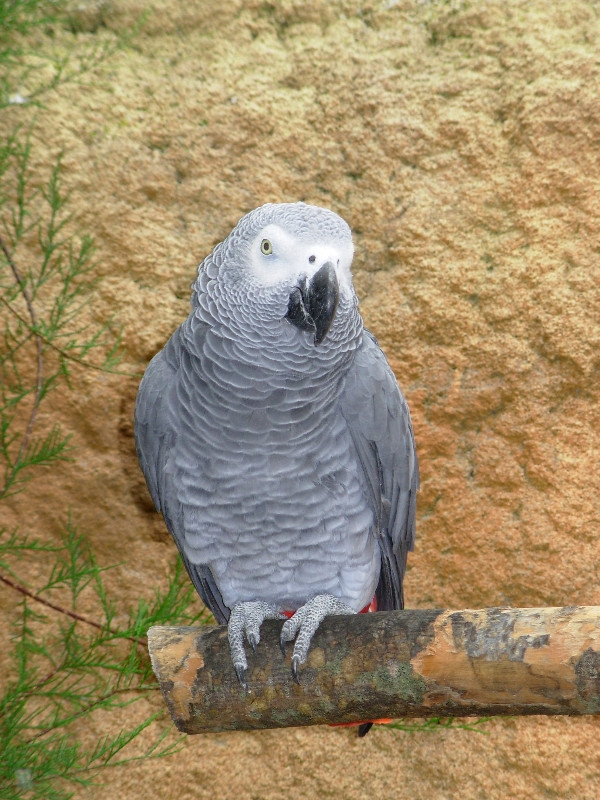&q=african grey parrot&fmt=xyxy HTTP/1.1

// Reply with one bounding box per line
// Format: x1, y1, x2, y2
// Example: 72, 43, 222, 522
135, 203, 418, 729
